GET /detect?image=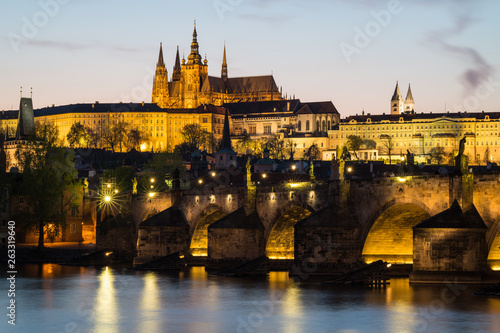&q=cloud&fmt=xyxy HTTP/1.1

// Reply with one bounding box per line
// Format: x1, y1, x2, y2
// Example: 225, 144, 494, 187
19, 39, 141, 53
425, 0, 494, 95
